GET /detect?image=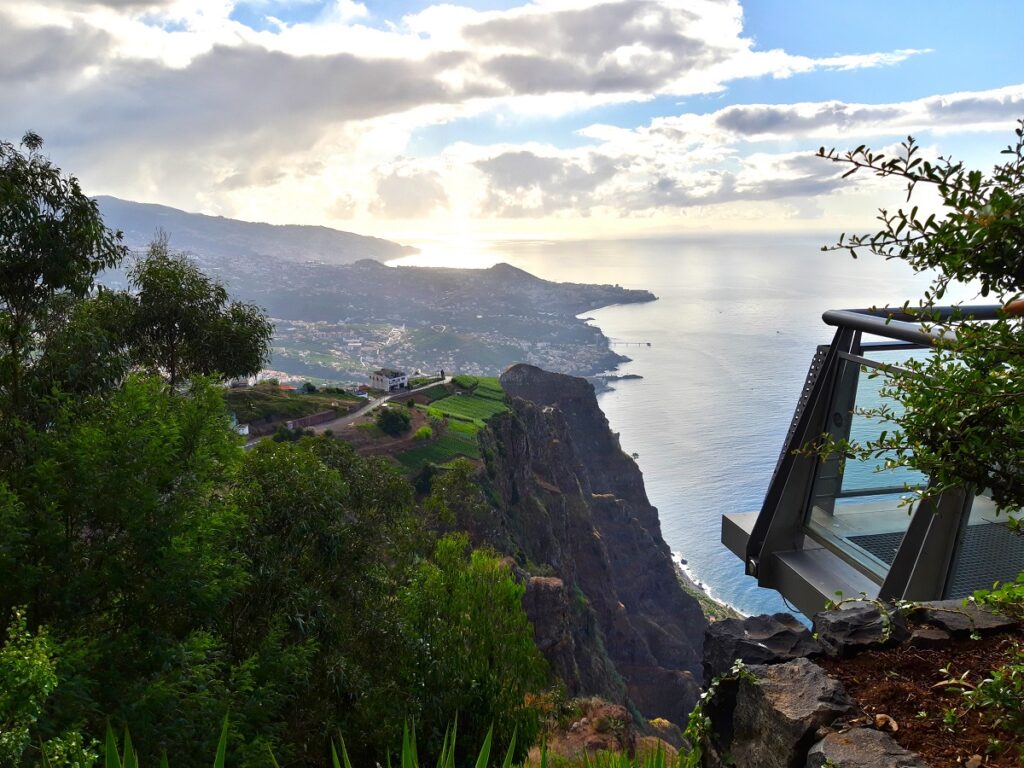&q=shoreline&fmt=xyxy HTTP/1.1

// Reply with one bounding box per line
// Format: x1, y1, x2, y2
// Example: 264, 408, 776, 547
577, 292, 657, 391
575, 294, 745, 622
672, 553, 744, 622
